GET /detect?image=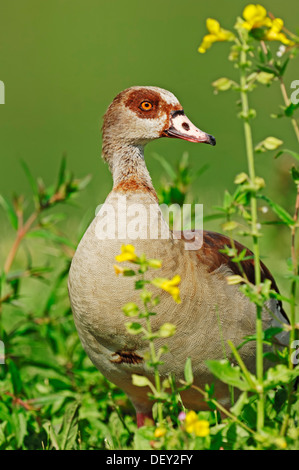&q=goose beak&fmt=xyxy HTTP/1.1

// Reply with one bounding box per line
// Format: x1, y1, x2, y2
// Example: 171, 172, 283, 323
163, 110, 216, 146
